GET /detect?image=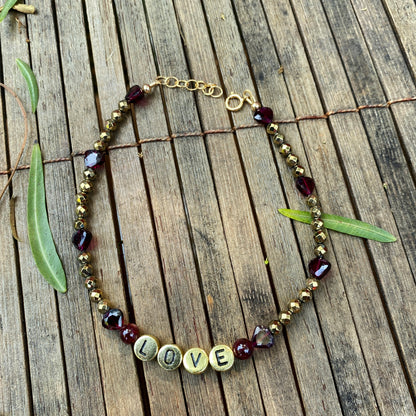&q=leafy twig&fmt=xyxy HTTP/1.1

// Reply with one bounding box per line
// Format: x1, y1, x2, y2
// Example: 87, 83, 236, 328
0, 83, 29, 203
0, 0, 17, 21
27, 142, 67, 293
0, 3, 35, 16
278, 209, 396, 243
16, 59, 38, 113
